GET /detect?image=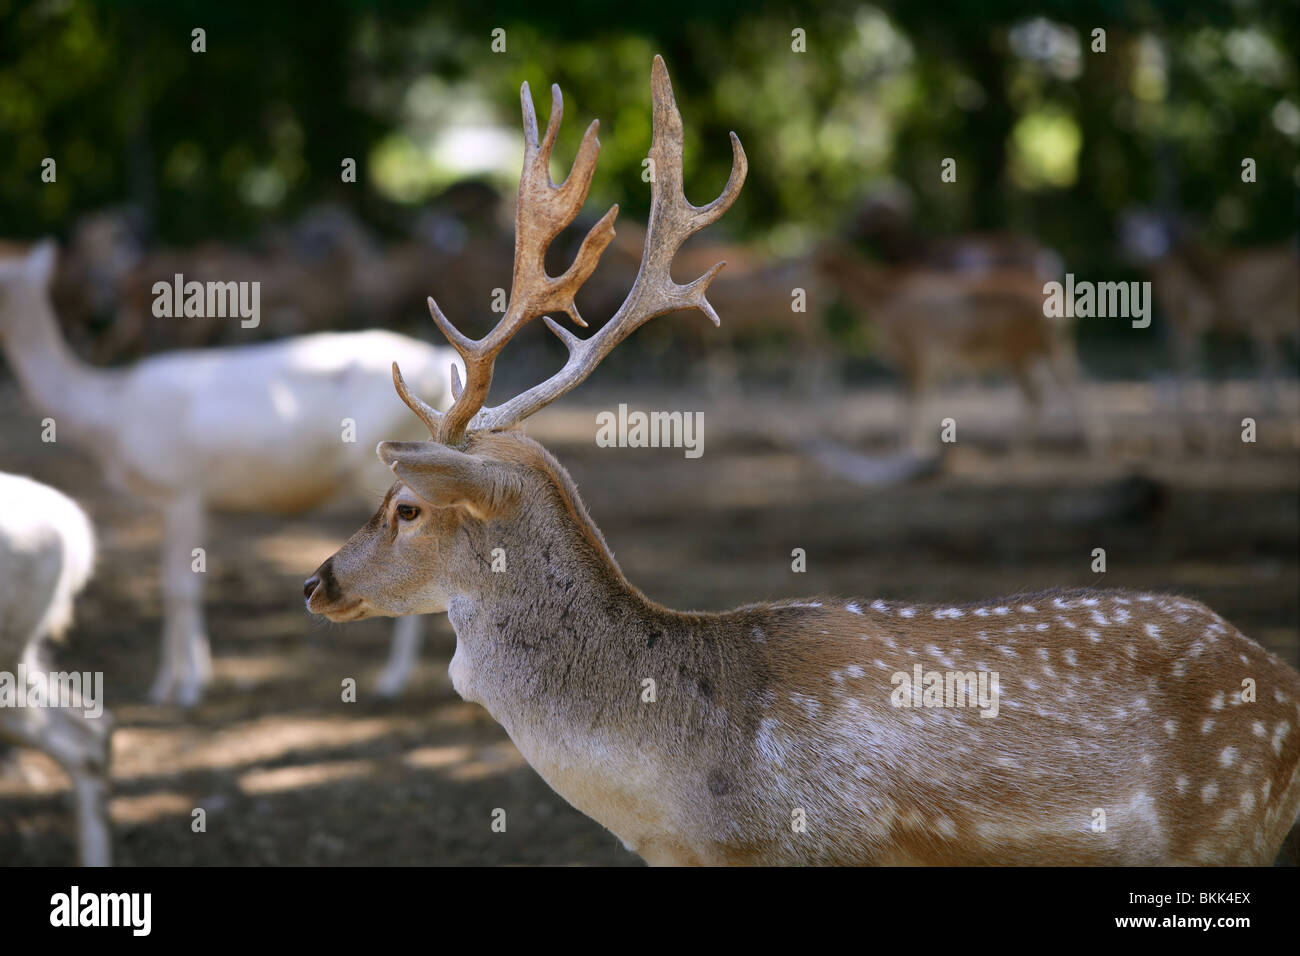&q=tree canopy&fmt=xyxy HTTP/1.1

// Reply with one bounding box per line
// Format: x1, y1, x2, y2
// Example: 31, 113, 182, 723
1, 0, 1295, 277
